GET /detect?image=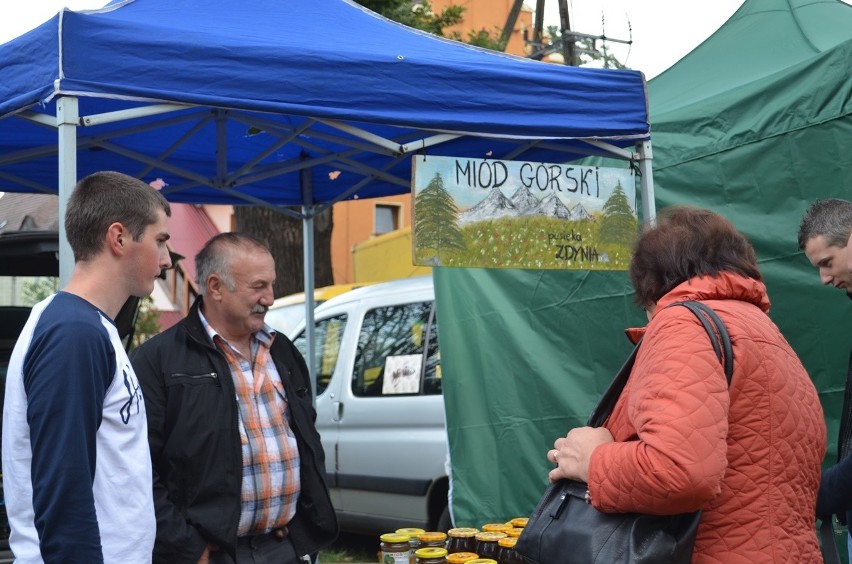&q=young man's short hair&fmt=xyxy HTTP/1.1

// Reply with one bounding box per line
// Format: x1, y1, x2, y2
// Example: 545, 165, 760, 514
65, 171, 171, 262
